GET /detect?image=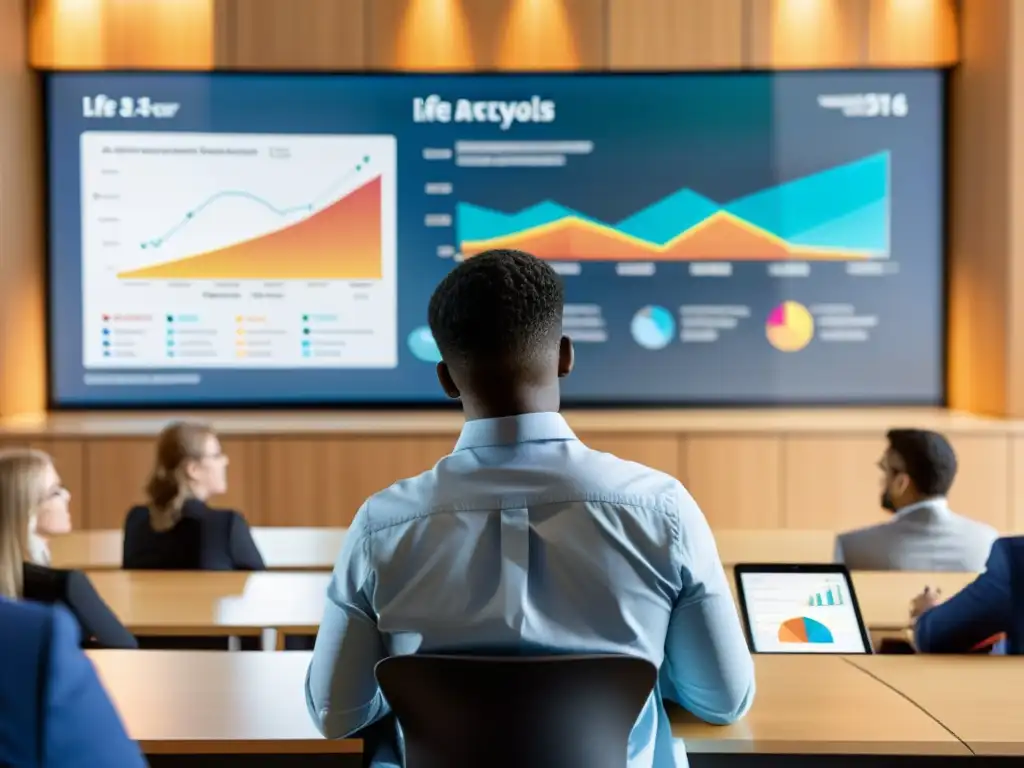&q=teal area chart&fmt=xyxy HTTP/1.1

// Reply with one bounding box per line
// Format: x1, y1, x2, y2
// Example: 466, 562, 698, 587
457, 153, 889, 262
